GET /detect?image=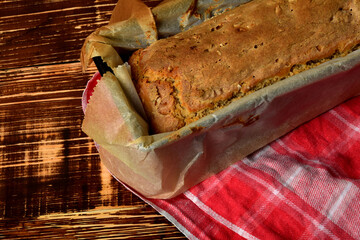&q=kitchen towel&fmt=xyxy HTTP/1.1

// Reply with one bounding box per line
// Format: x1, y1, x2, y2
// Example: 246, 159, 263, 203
145, 95, 360, 239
